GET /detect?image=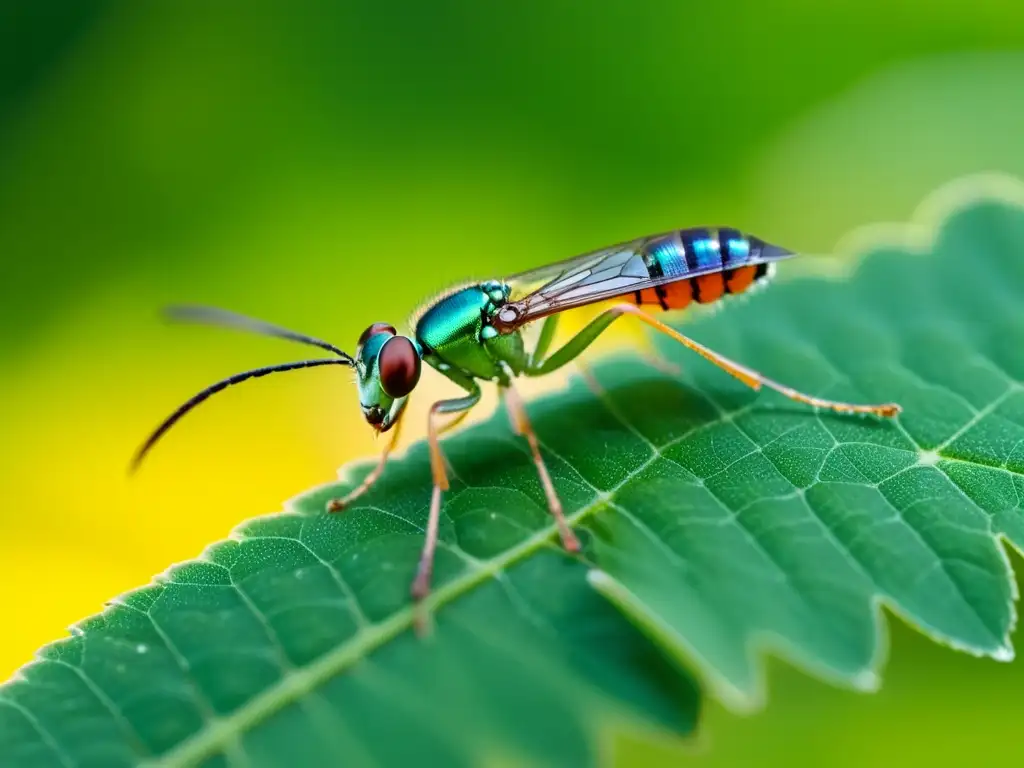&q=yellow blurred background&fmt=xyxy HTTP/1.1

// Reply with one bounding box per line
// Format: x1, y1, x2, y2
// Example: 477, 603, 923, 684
2, 2, 1024, 765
